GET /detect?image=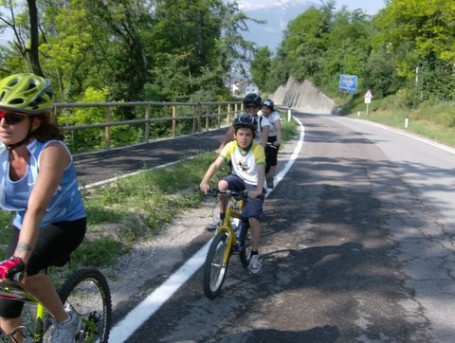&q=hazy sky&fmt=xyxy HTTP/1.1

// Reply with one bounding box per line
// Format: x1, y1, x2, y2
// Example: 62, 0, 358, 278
336, 0, 385, 14
239, 0, 386, 15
